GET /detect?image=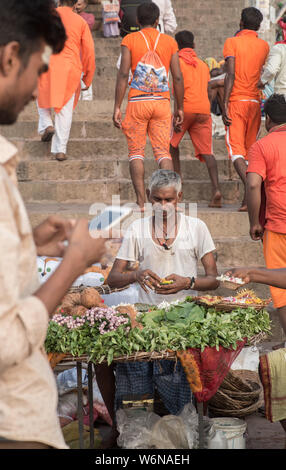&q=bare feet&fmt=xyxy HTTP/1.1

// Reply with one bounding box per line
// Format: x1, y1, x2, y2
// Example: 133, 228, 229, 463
41, 126, 55, 142
238, 204, 248, 212
208, 191, 222, 208
56, 153, 67, 161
